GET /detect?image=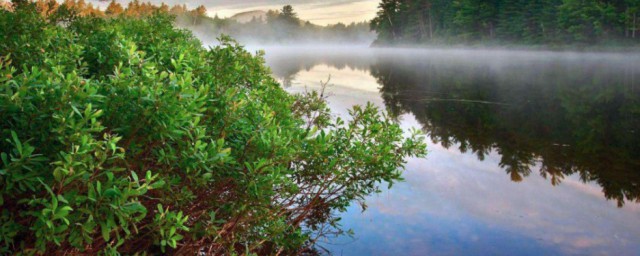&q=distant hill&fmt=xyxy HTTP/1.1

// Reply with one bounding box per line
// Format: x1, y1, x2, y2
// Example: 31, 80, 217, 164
230, 10, 267, 23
